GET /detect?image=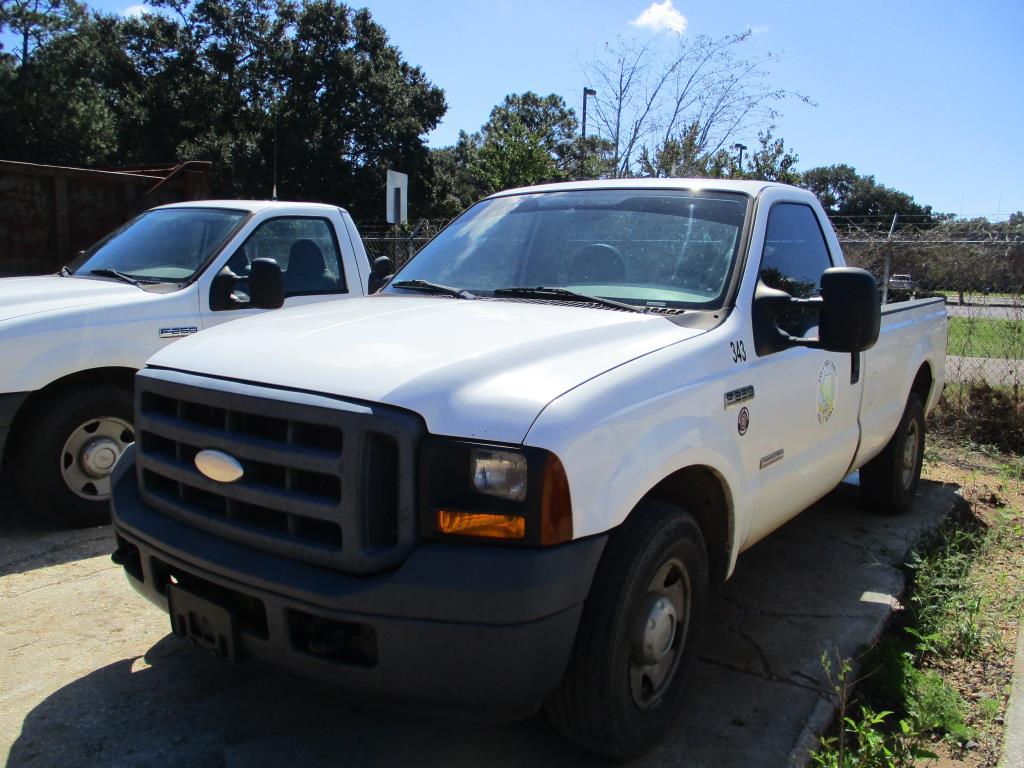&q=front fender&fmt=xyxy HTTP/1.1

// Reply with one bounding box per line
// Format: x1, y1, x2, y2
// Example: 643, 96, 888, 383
524, 334, 755, 579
